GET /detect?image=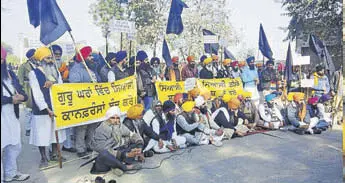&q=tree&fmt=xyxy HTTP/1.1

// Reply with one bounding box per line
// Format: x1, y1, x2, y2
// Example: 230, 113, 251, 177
89, 0, 168, 55
167, 0, 240, 59
280, 0, 342, 67
281, 0, 342, 42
